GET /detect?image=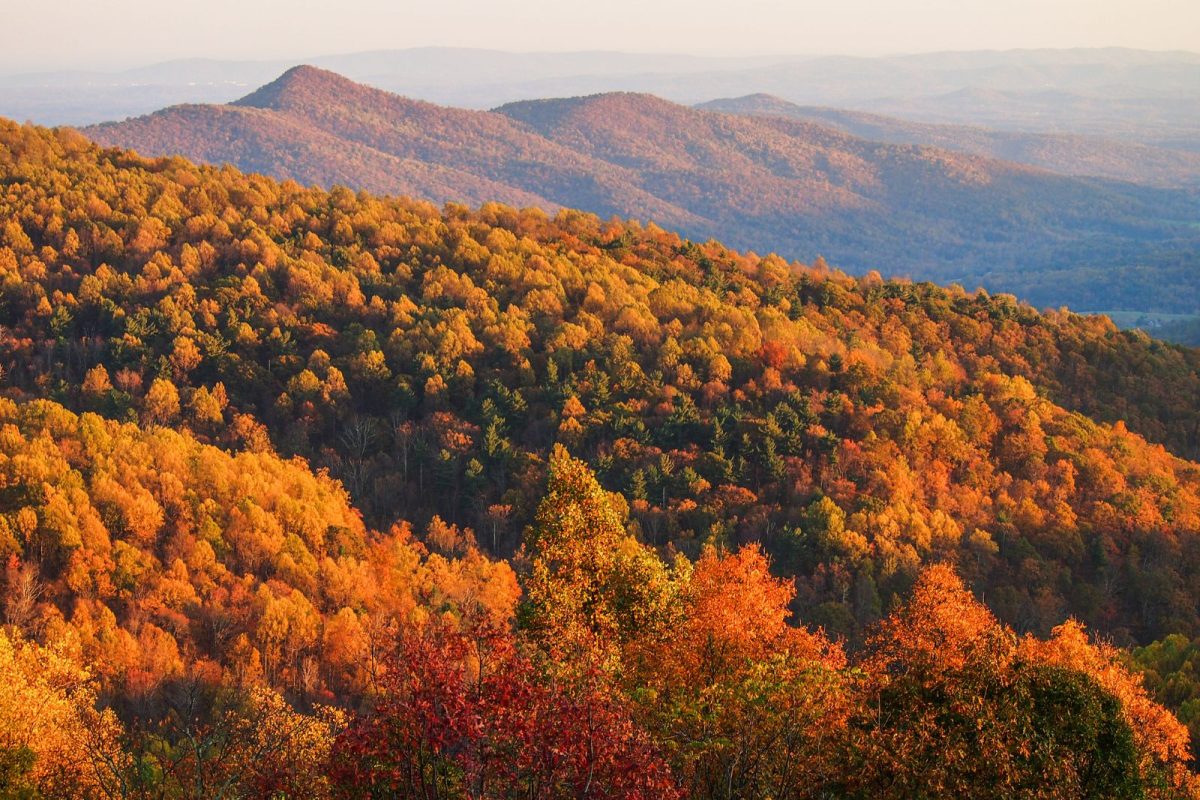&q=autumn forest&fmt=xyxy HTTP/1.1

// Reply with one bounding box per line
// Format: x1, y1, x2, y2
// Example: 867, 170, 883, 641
4, 74, 1200, 799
